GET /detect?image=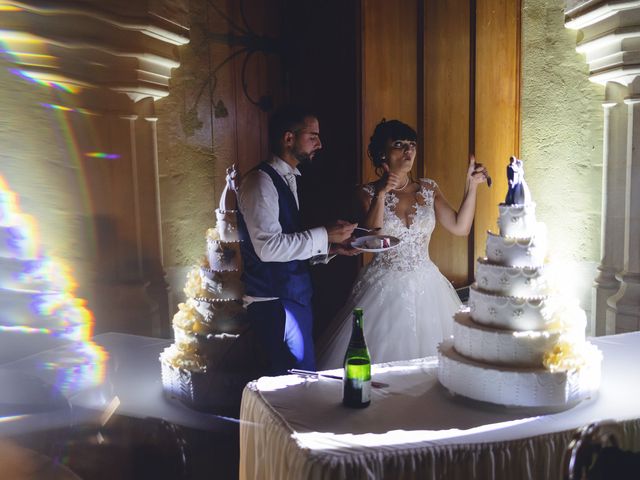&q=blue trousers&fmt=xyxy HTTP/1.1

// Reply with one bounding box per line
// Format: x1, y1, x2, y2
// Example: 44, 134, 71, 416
247, 299, 316, 375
